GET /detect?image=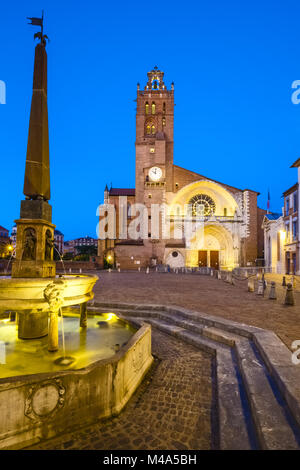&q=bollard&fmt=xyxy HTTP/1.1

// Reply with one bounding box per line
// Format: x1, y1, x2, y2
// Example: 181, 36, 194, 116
108, 268, 111, 273
146, 267, 149, 274
79, 268, 82, 274
282, 276, 286, 287
257, 280, 264, 295
269, 281, 276, 300
69, 268, 72, 274
218, 271, 222, 280
284, 283, 295, 306
211, 270, 214, 277
118, 268, 120, 272
248, 278, 254, 292
138, 267, 141, 272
